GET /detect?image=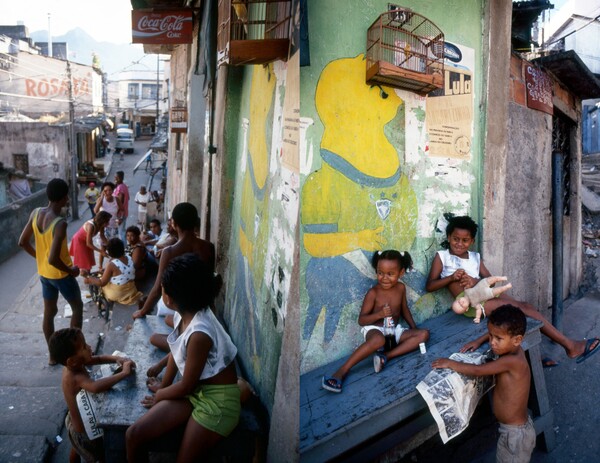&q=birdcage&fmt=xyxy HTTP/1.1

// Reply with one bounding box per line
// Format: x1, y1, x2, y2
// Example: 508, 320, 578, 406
217, 0, 292, 66
366, 8, 445, 95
